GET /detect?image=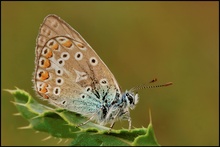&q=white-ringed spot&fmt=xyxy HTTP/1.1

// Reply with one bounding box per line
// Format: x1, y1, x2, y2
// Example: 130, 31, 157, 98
37, 70, 50, 81
56, 77, 64, 85
56, 36, 68, 43
76, 42, 86, 51
89, 57, 98, 66
47, 39, 59, 51
38, 83, 49, 94
62, 40, 73, 48
80, 93, 86, 99
74, 52, 83, 61
56, 36, 73, 48
57, 58, 65, 66
42, 47, 53, 58
61, 52, 70, 60
56, 68, 63, 76
100, 78, 108, 86
53, 87, 61, 95
39, 57, 51, 68
85, 86, 92, 92
61, 100, 67, 105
